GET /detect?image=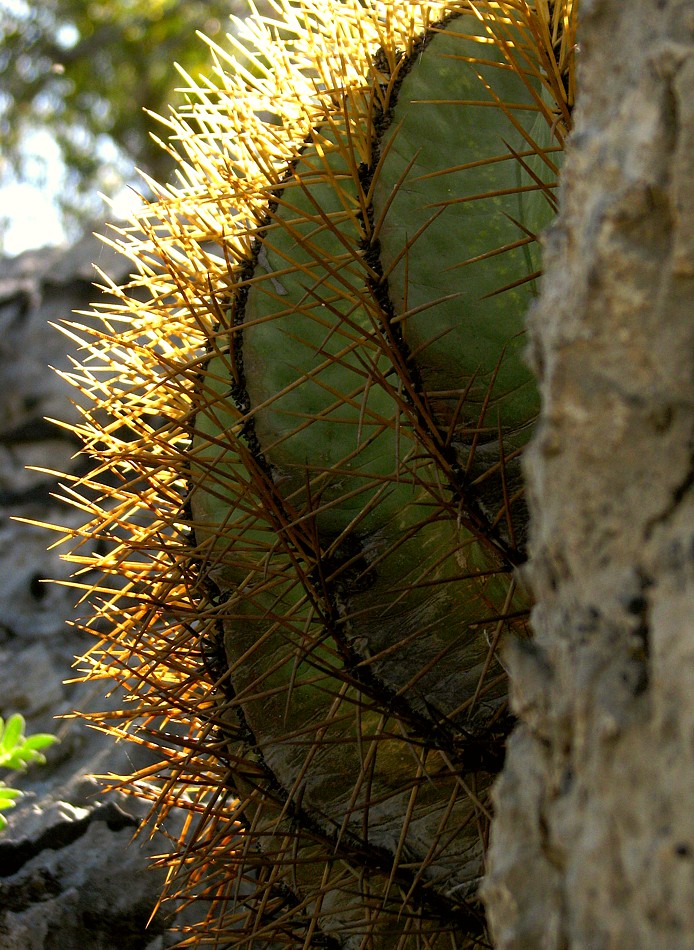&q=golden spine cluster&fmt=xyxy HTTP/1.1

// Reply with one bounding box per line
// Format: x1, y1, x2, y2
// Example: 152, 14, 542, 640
43, 2, 576, 946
